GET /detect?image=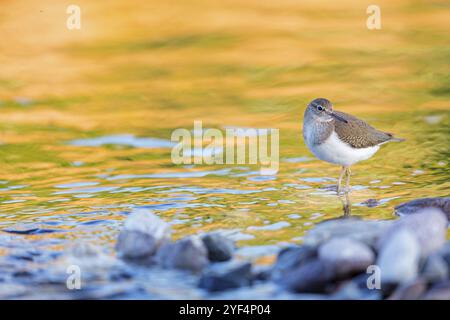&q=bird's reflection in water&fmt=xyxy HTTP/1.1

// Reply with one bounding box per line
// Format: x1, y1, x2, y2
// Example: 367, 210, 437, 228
339, 191, 352, 217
